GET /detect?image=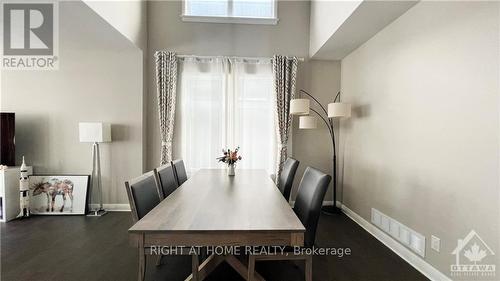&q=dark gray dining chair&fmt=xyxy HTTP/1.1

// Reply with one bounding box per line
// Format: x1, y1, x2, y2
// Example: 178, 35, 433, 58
155, 163, 179, 199
278, 157, 300, 202
125, 171, 162, 222
248, 166, 331, 281
293, 167, 331, 248
172, 159, 188, 186
125, 171, 164, 275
